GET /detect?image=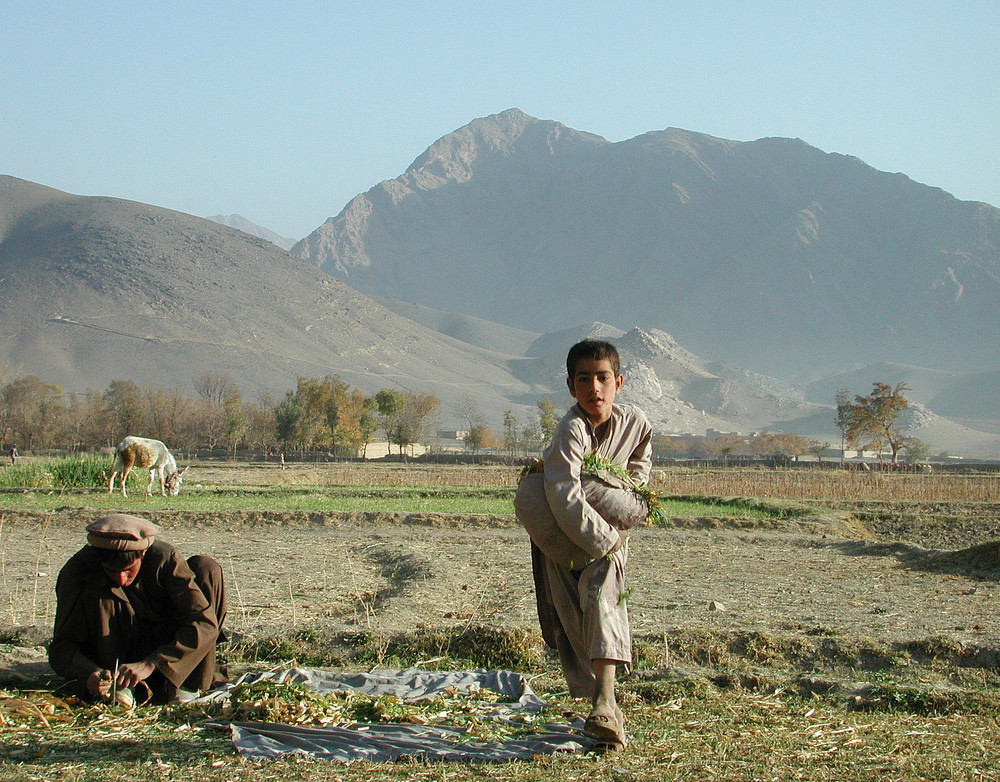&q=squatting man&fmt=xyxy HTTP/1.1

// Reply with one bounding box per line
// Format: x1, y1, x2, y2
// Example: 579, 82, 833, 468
48, 514, 227, 705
